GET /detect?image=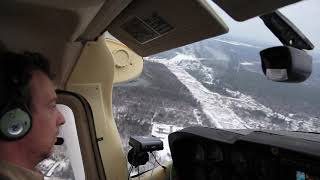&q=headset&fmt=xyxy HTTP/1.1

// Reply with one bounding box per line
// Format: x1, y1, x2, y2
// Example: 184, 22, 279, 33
0, 76, 32, 140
